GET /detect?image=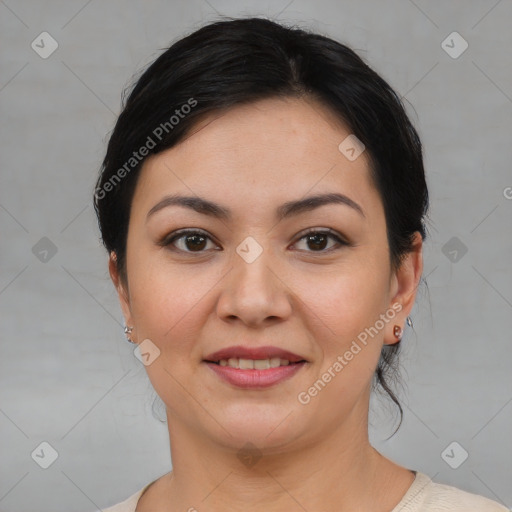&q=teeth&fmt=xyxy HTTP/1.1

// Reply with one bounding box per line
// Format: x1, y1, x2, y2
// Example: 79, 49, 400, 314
239, 358, 254, 369
216, 358, 294, 369
254, 359, 270, 370
270, 357, 281, 368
